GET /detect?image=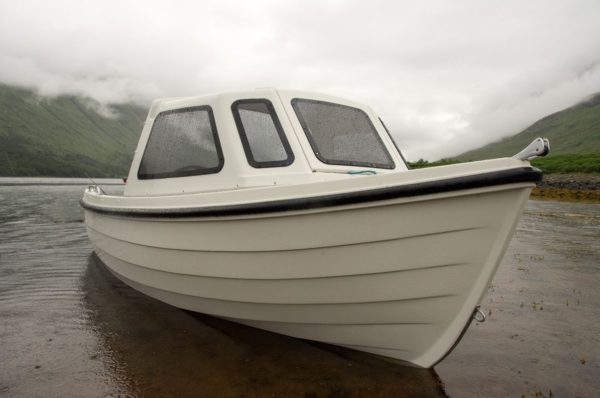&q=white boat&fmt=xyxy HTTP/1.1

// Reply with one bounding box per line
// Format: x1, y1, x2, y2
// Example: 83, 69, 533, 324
81, 88, 549, 368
